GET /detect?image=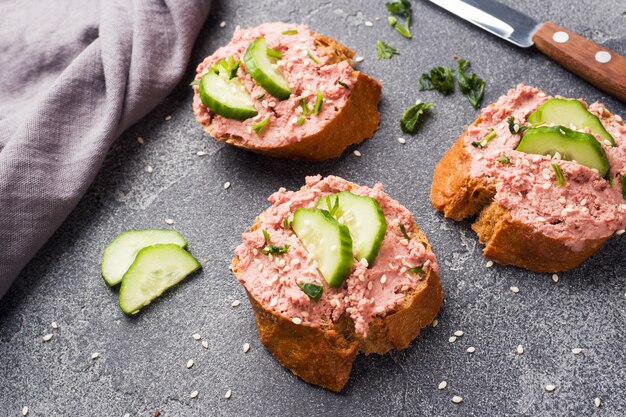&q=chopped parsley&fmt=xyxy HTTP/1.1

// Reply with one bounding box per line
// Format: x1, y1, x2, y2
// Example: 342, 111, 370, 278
419, 67, 455, 95
385, 0, 412, 38
407, 266, 425, 275
212, 56, 240, 80
298, 282, 323, 301
552, 163, 566, 186
262, 229, 271, 243
299, 98, 311, 116
507, 116, 528, 134
323, 195, 340, 217
472, 129, 496, 148
620, 175, 626, 199
297, 115, 306, 125
252, 116, 270, 134
376, 40, 399, 60
307, 50, 321, 65
283, 218, 290, 229
400, 101, 433, 134
338, 80, 350, 90
266, 47, 282, 59
313, 91, 324, 115
400, 224, 410, 240
262, 244, 290, 255
282, 29, 299, 35
456, 59, 485, 109
496, 155, 510, 164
